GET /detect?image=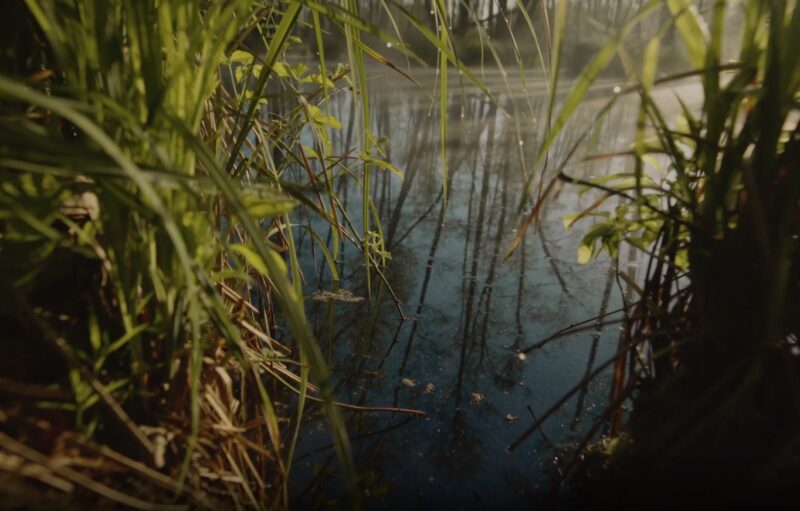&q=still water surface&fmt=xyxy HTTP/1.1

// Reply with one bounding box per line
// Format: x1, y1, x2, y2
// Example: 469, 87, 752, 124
287, 65, 654, 508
